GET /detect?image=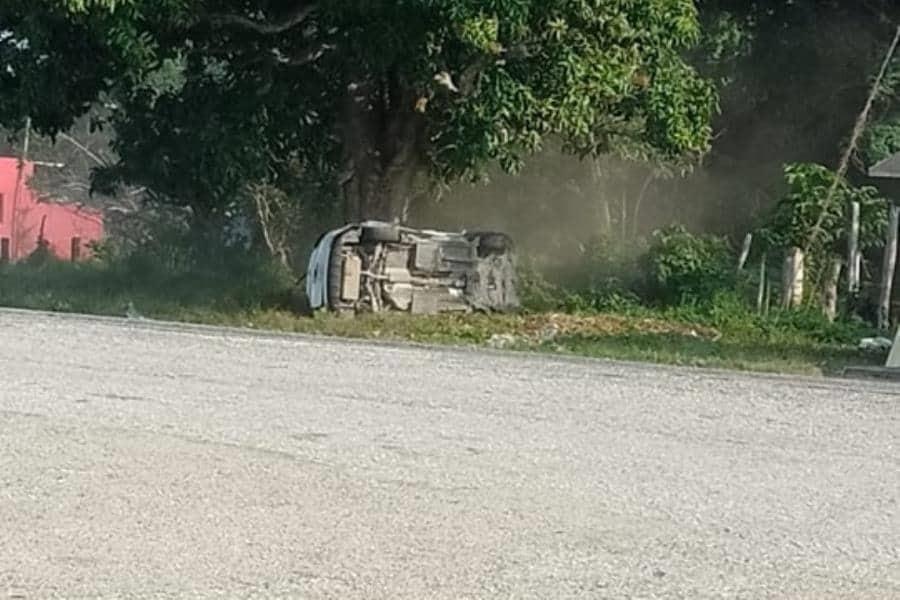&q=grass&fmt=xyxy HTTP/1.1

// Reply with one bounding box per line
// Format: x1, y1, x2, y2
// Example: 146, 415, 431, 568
0, 256, 887, 376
